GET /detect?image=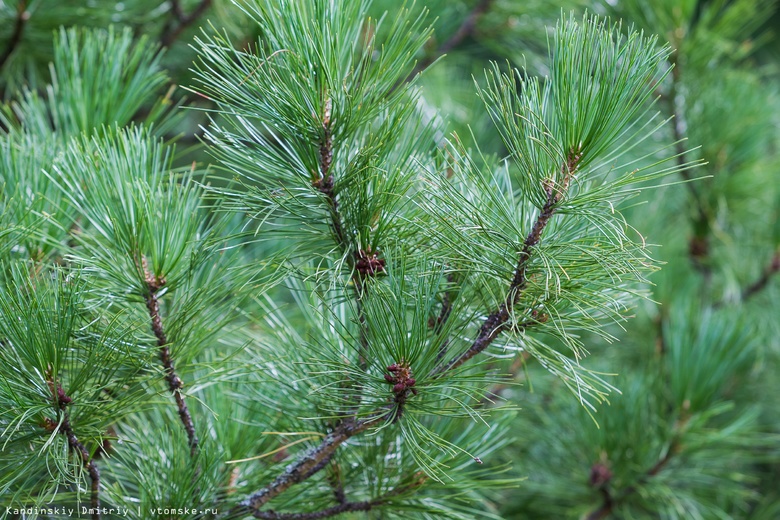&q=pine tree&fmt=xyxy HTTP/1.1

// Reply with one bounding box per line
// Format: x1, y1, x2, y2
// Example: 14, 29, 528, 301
1, 1, 777, 520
